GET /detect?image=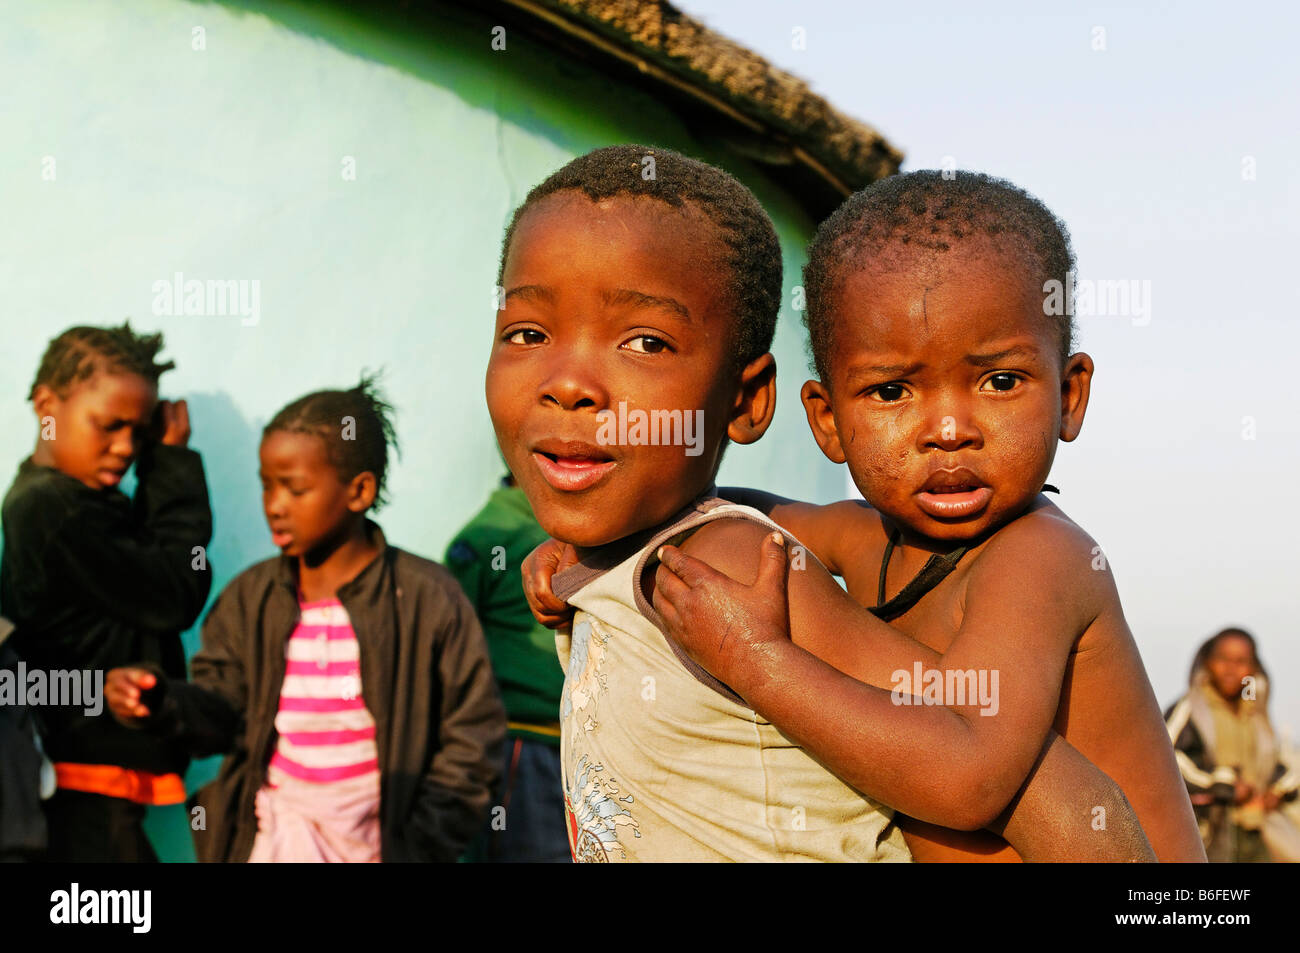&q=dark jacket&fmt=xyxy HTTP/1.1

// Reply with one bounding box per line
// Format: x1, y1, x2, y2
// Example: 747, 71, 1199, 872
0, 445, 212, 775
0, 616, 47, 860
144, 524, 506, 863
